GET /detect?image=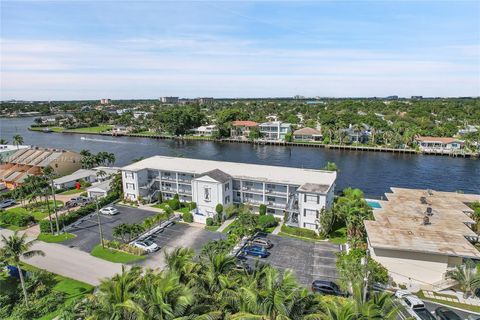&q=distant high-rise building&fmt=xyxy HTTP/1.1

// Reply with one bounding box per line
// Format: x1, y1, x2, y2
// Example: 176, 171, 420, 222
159, 96, 179, 104
411, 96, 423, 100
100, 98, 111, 105
197, 97, 214, 105
386, 95, 399, 100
